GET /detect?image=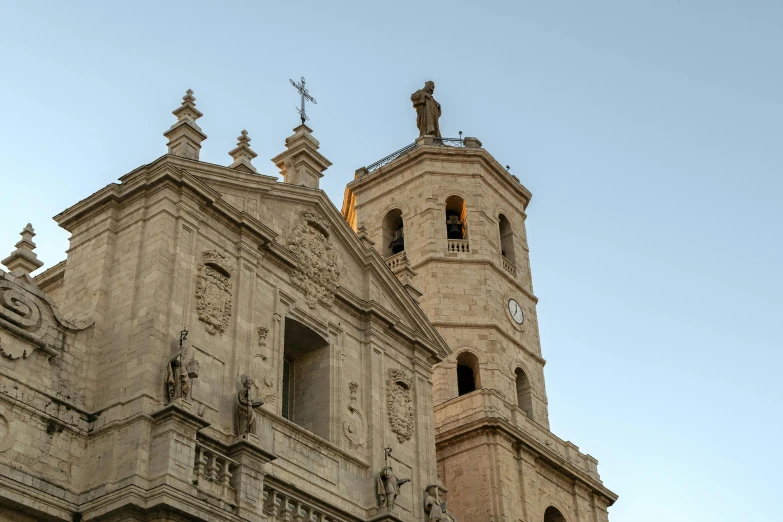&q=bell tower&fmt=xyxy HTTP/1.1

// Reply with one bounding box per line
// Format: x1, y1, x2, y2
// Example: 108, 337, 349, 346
343, 133, 617, 521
